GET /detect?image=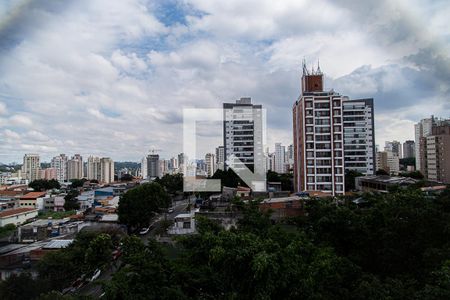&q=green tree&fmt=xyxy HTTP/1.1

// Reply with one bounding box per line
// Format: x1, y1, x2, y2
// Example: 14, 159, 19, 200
70, 178, 86, 189
84, 233, 113, 269
375, 169, 389, 175
400, 170, 424, 180
345, 169, 363, 192
120, 173, 134, 181
29, 179, 61, 191
63, 190, 80, 211
118, 182, 170, 230
0, 273, 43, 300
155, 173, 183, 194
